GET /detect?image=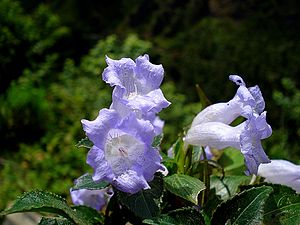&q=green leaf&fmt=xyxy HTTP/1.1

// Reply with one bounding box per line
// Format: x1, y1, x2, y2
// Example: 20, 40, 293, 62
211, 186, 273, 225
263, 184, 300, 225
201, 189, 222, 224
39, 217, 74, 225
218, 148, 245, 175
71, 173, 109, 190
75, 137, 93, 149
0, 190, 100, 225
164, 174, 206, 205
143, 207, 205, 225
118, 173, 164, 219
210, 175, 251, 200
152, 134, 164, 148
71, 205, 104, 225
